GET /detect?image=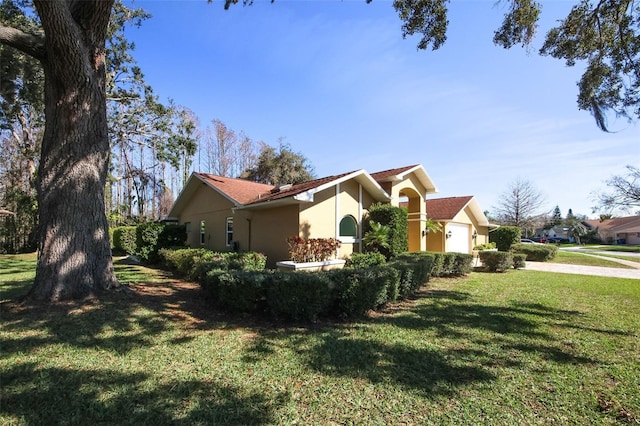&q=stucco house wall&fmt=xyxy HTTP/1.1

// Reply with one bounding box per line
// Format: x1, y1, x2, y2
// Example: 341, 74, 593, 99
178, 183, 234, 251
248, 205, 299, 265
